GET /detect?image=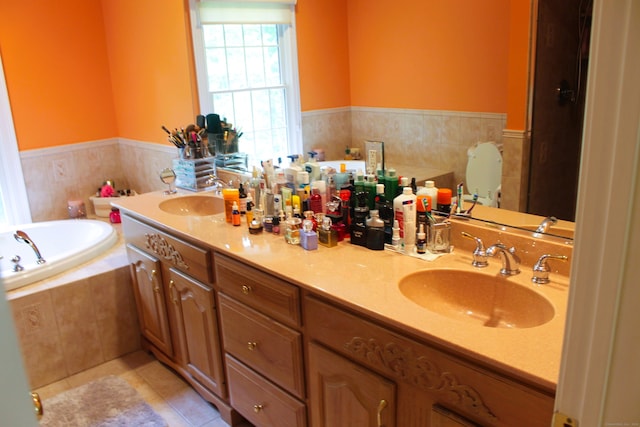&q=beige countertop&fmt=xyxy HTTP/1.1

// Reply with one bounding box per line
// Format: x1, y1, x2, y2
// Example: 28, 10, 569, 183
113, 190, 570, 393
